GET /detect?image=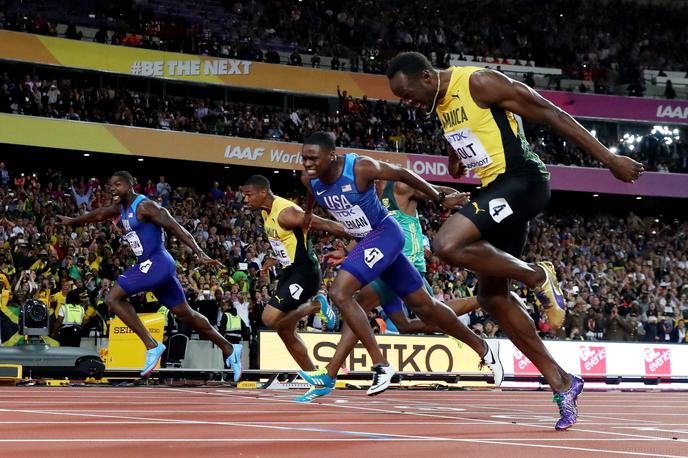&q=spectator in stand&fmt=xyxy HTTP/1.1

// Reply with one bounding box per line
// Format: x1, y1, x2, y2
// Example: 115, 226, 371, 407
0, 163, 9, 186
625, 312, 645, 341
289, 50, 302, 66
156, 175, 171, 206
310, 53, 320, 68
673, 317, 688, 343
70, 179, 93, 210
208, 182, 224, 201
